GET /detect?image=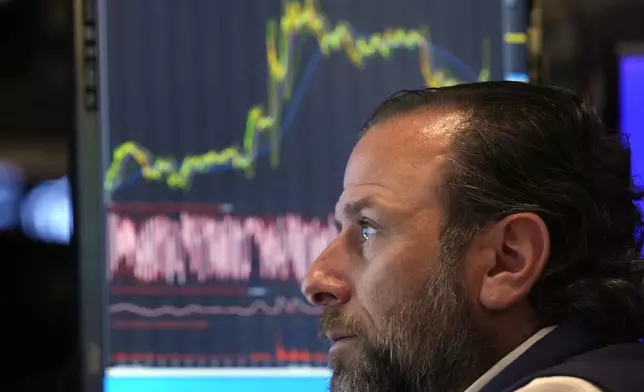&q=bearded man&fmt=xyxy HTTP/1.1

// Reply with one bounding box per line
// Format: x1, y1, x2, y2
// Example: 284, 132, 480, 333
301, 82, 644, 392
